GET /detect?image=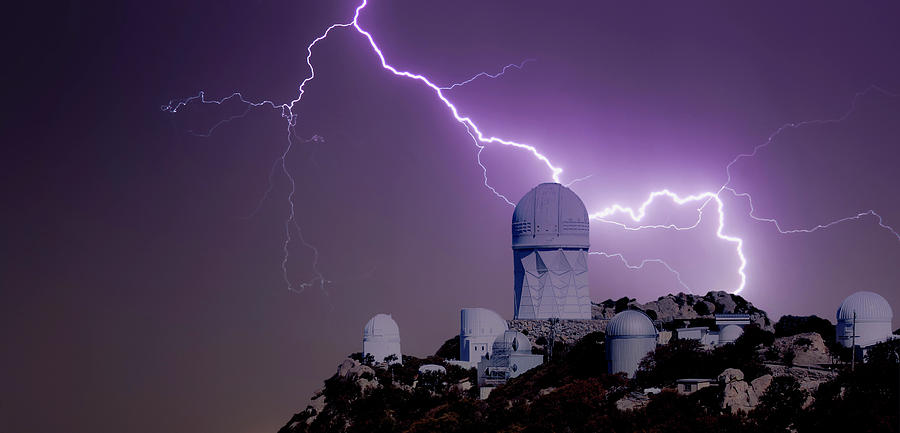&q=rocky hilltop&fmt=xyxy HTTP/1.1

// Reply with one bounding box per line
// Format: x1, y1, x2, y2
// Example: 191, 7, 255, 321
279, 294, 898, 433
510, 291, 773, 347
593, 291, 773, 331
